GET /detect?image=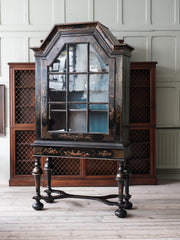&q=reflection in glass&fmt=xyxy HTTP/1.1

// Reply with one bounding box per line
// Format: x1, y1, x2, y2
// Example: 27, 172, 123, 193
50, 103, 66, 110
69, 74, 87, 102
49, 90, 66, 102
89, 104, 108, 110
49, 112, 66, 131
49, 45, 67, 73
69, 44, 87, 72
89, 111, 108, 133
49, 75, 66, 102
89, 74, 108, 102
89, 45, 108, 72
49, 75, 66, 91
47, 42, 109, 134
69, 111, 87, 132
69, 103, 87, 109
